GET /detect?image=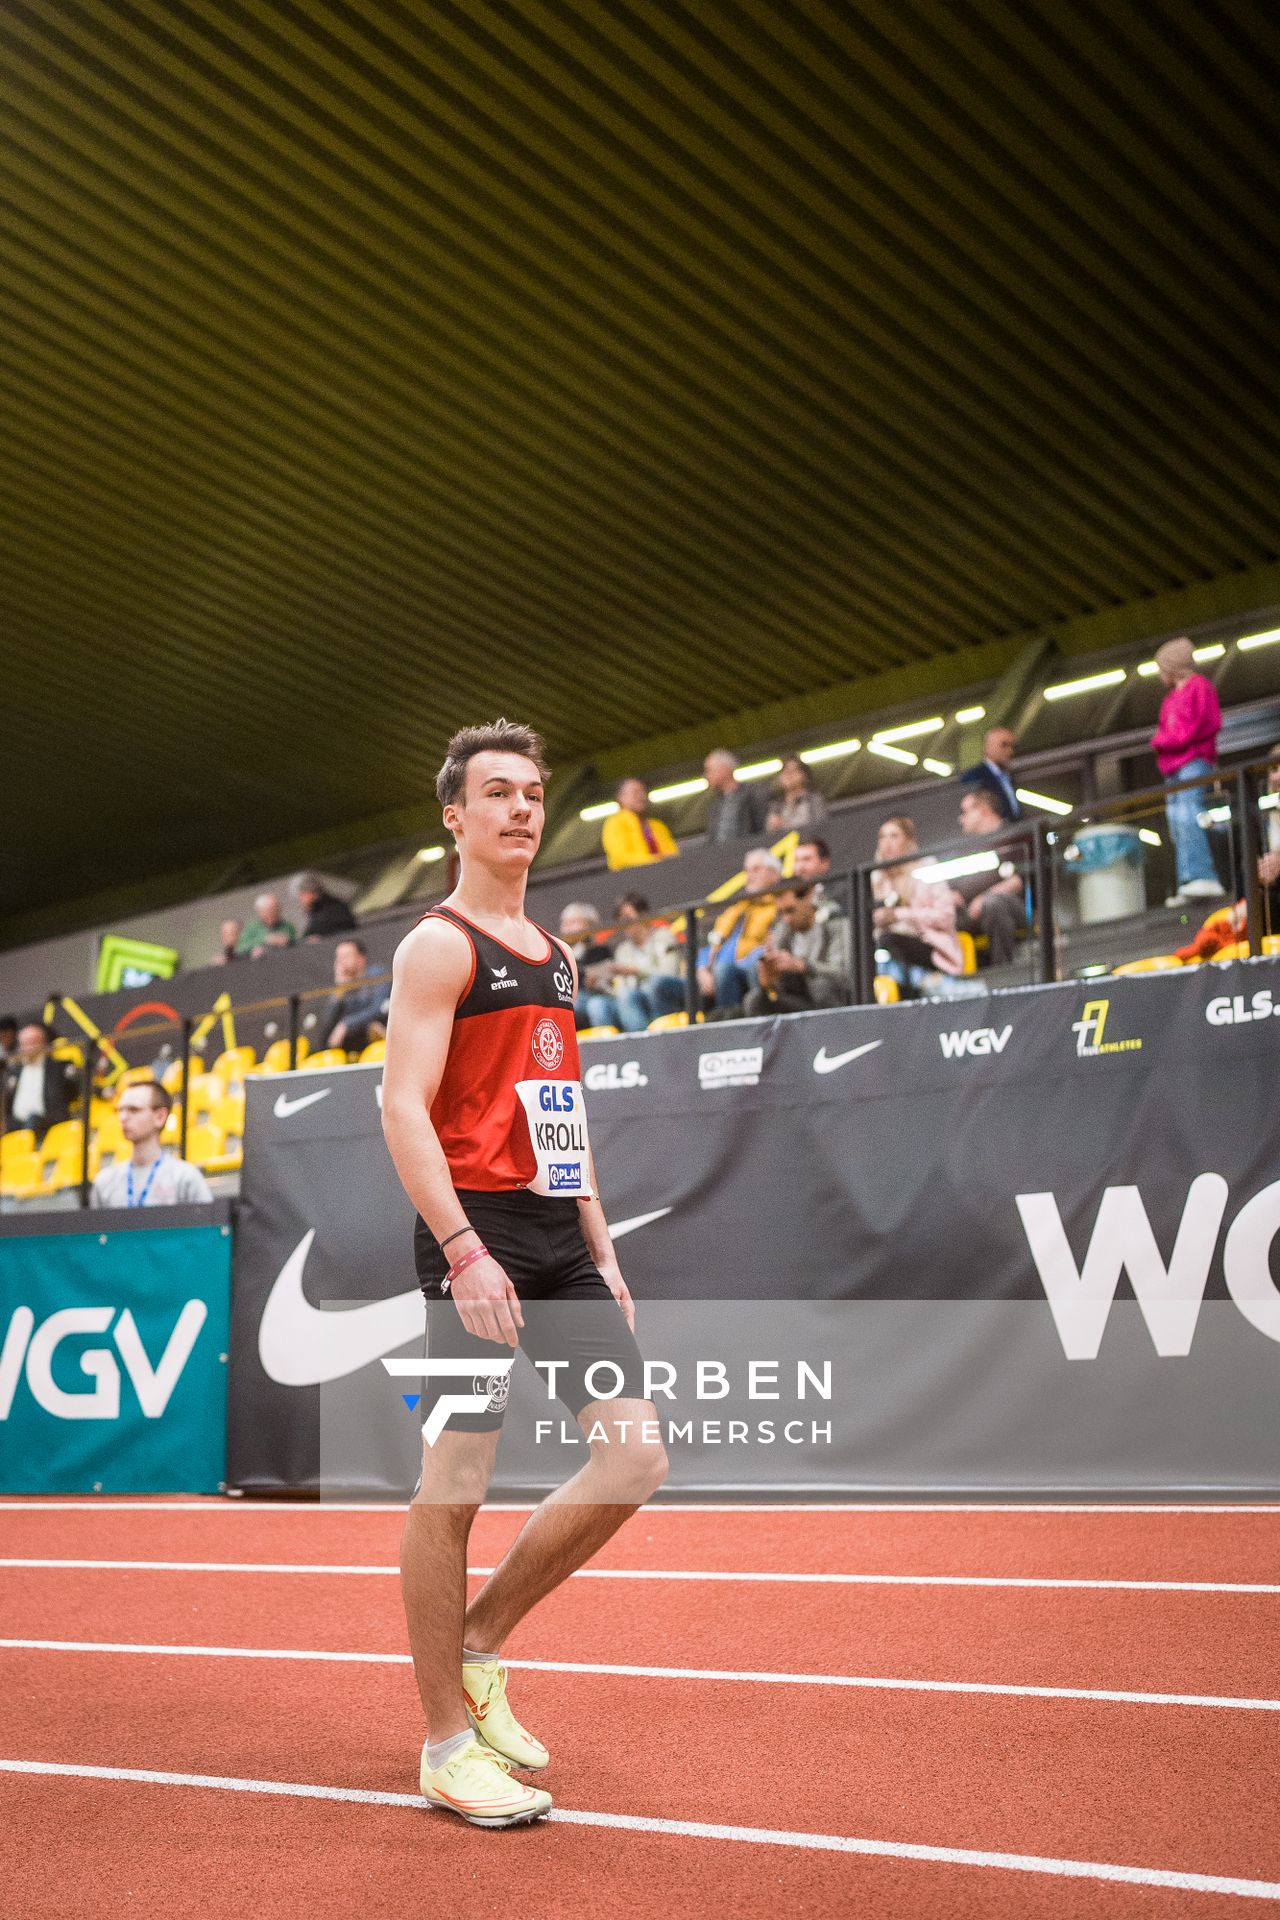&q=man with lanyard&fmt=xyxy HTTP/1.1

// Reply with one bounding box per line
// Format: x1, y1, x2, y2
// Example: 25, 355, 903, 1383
90, 1080, 213, 1208
381, 719, 666, 1830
